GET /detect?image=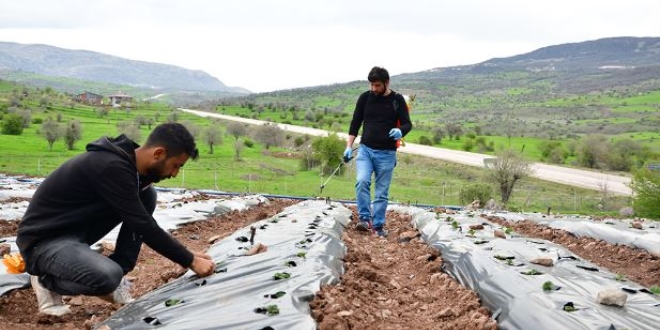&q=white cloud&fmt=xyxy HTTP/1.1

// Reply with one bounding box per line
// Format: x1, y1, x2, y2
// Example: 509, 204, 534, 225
0, 0, 659, 92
